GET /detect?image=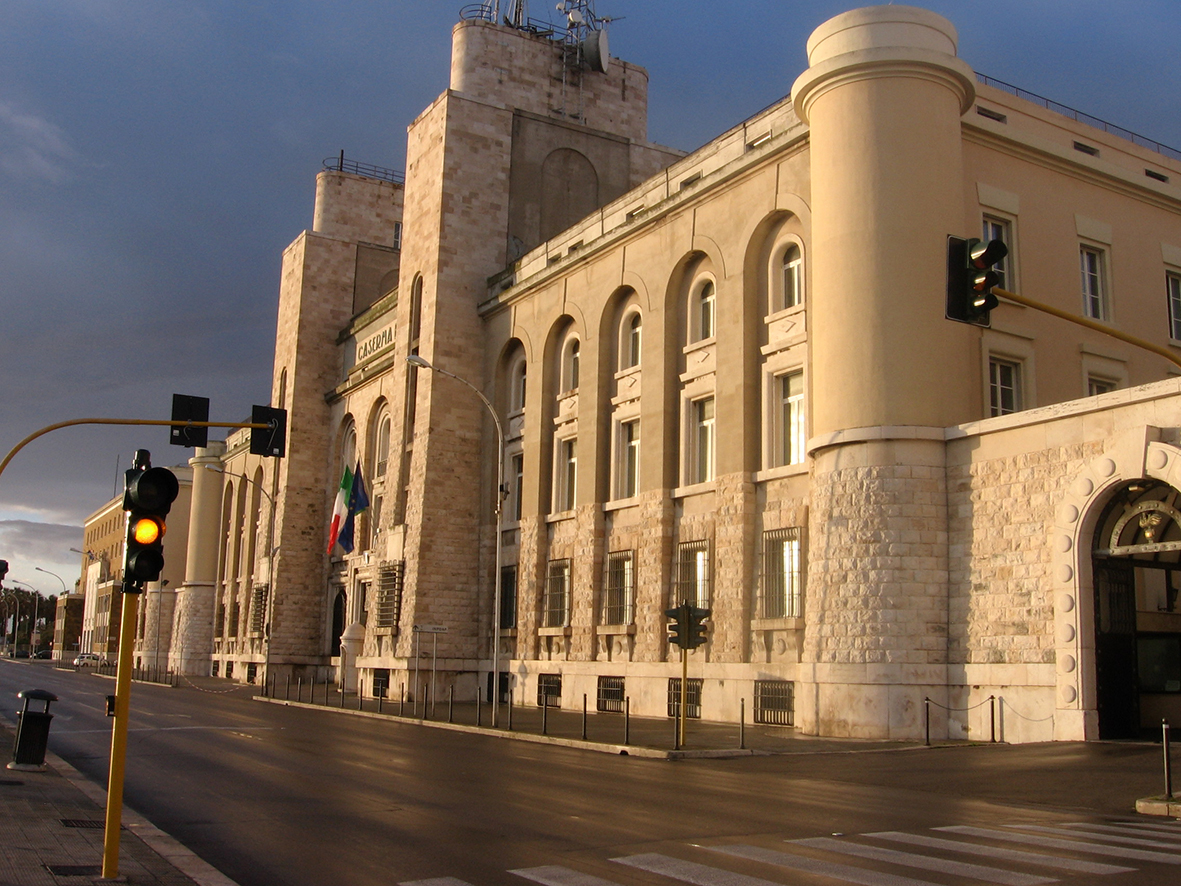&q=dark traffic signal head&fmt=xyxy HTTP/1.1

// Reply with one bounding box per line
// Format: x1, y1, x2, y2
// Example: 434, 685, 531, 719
122, 450, 179, 591
946, 235, 1008, 326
